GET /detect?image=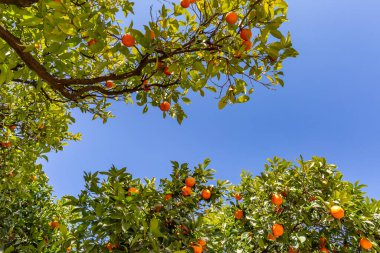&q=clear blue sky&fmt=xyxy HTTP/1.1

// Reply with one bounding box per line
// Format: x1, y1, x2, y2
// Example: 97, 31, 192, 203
43, 0, 380, 199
